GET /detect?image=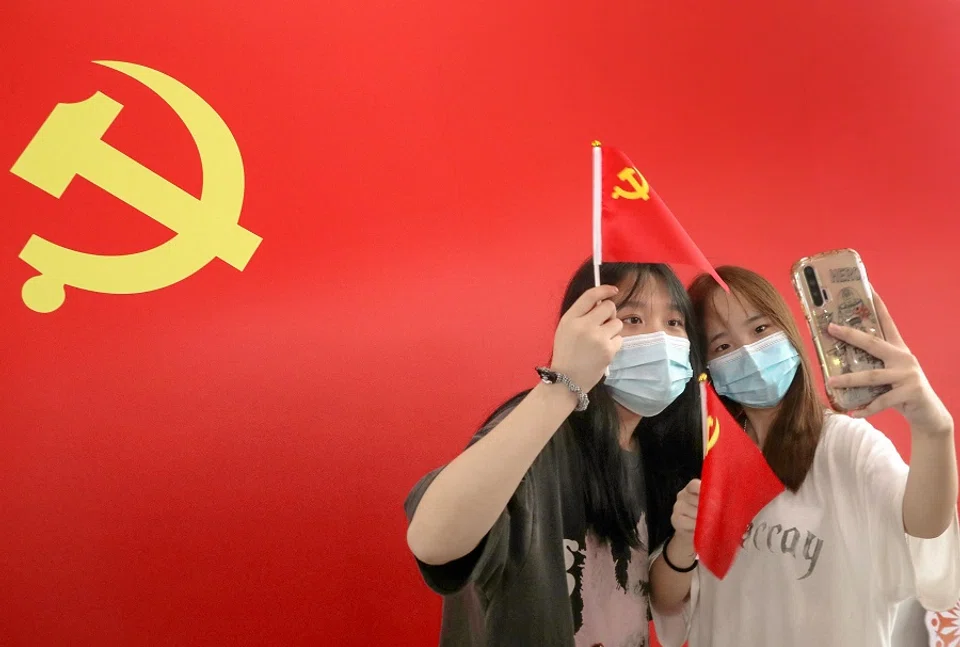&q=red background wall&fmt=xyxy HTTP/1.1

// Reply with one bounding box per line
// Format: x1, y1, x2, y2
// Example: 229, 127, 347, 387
1, 1, 958, 645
